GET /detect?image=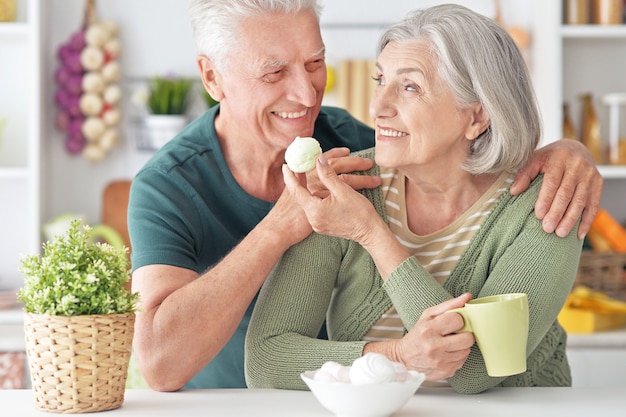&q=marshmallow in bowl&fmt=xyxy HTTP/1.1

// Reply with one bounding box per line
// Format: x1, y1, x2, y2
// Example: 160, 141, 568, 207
313, 353, 409, 385
349, 353, 396, 385
284, 136, 322, 173
391, 361, 410, 383
314, 361, 351, 383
